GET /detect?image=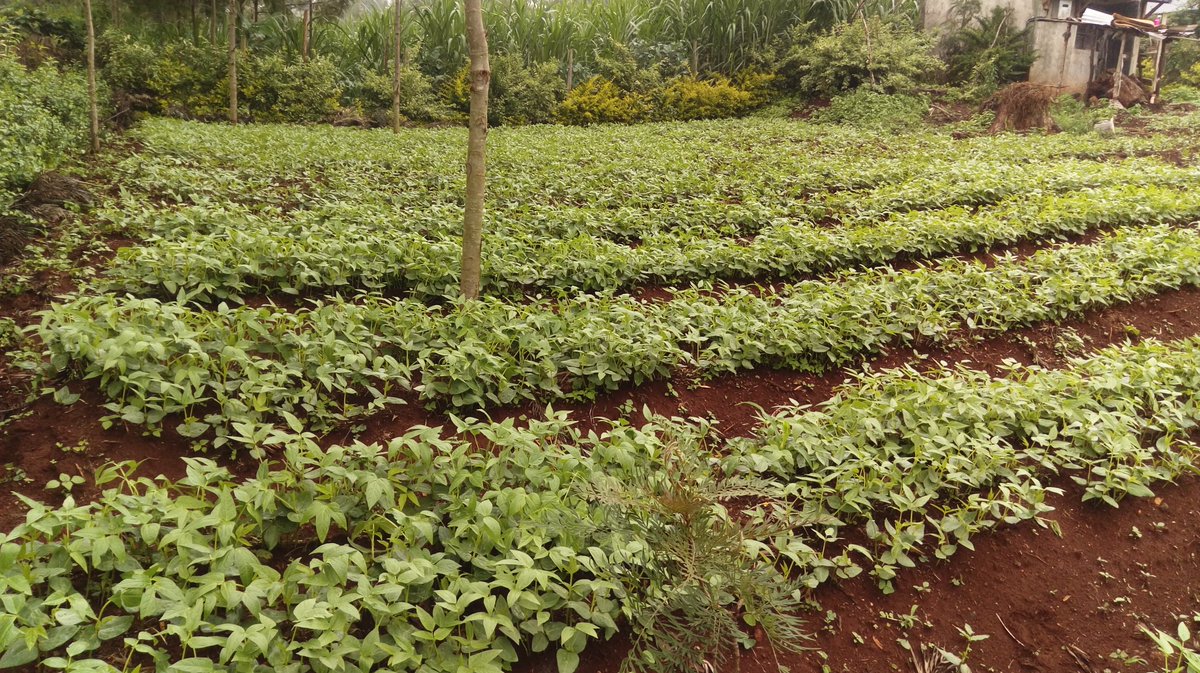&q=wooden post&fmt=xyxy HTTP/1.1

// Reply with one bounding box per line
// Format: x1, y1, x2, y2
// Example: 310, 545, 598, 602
1113, 32, 1129, 100
392, 0, 404, 133
84, 0, 100, 154
1150, 37, 1168, 104
228, 0, 238, 124
461, 0, 490, 300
